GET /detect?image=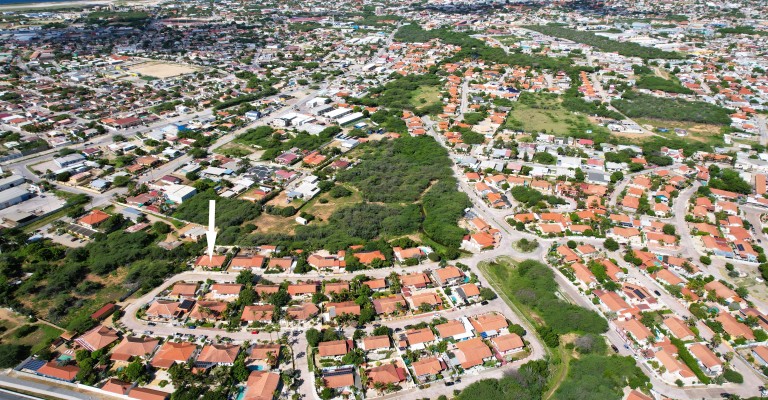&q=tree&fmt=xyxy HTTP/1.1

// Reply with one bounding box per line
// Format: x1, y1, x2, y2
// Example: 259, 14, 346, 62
700, 256, 712, 265
153, 221, 171, 234
480, 288, 497, 301
662, 224, 676, 236
604, 238, 619, 252
306, 328, 321, 347
0, 344, 29, 368
610, 171, 624, 183
232, 359, 249, 382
